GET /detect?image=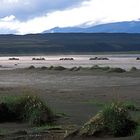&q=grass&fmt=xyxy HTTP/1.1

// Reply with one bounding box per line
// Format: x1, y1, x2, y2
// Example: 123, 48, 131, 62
85, 99, 139, 111
28, 65, 35, 69
101, 101, 137, 137
71, 101, 138, 138
26, 65, 131, 73
123, 101, 139, 111
52, 66, 66, 71
32, 125, 62, 133
90, 65, 110, 71
84, 99, 105, 107
136, 125, 140, 139
107, 67, 126, 73
130, 67, 138, 72
0, 94, 54, 126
